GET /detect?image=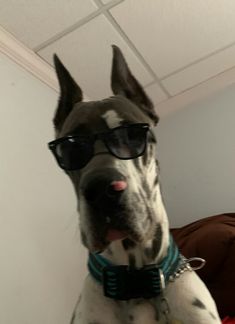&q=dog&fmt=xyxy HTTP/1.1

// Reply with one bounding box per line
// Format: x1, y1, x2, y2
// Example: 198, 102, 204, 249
48, 45, 221, 324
